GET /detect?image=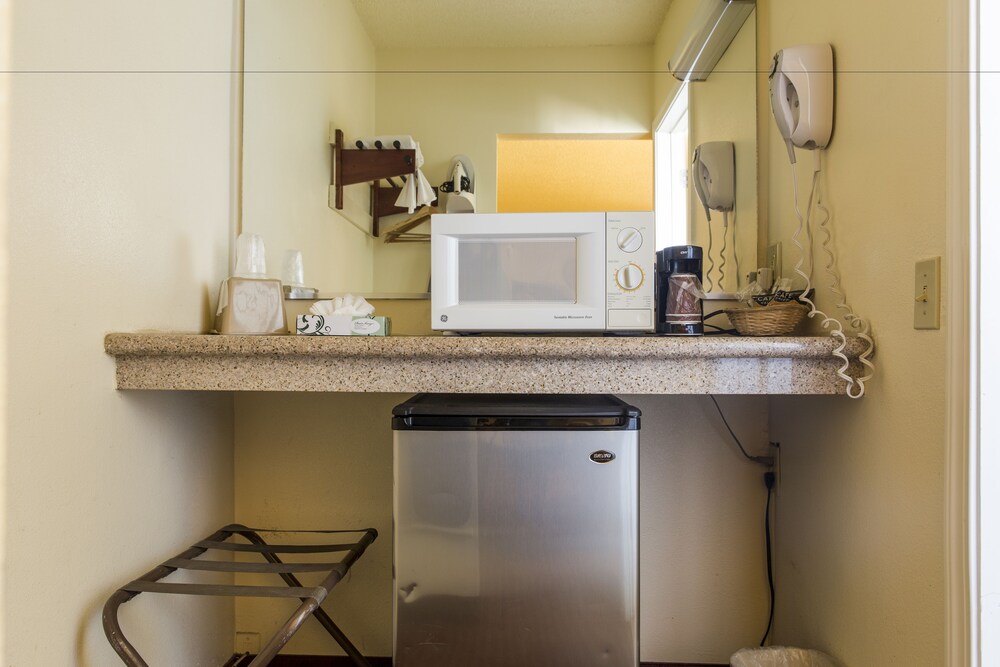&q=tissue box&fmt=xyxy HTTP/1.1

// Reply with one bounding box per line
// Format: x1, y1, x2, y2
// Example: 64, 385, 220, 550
296, 314, 391, 336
